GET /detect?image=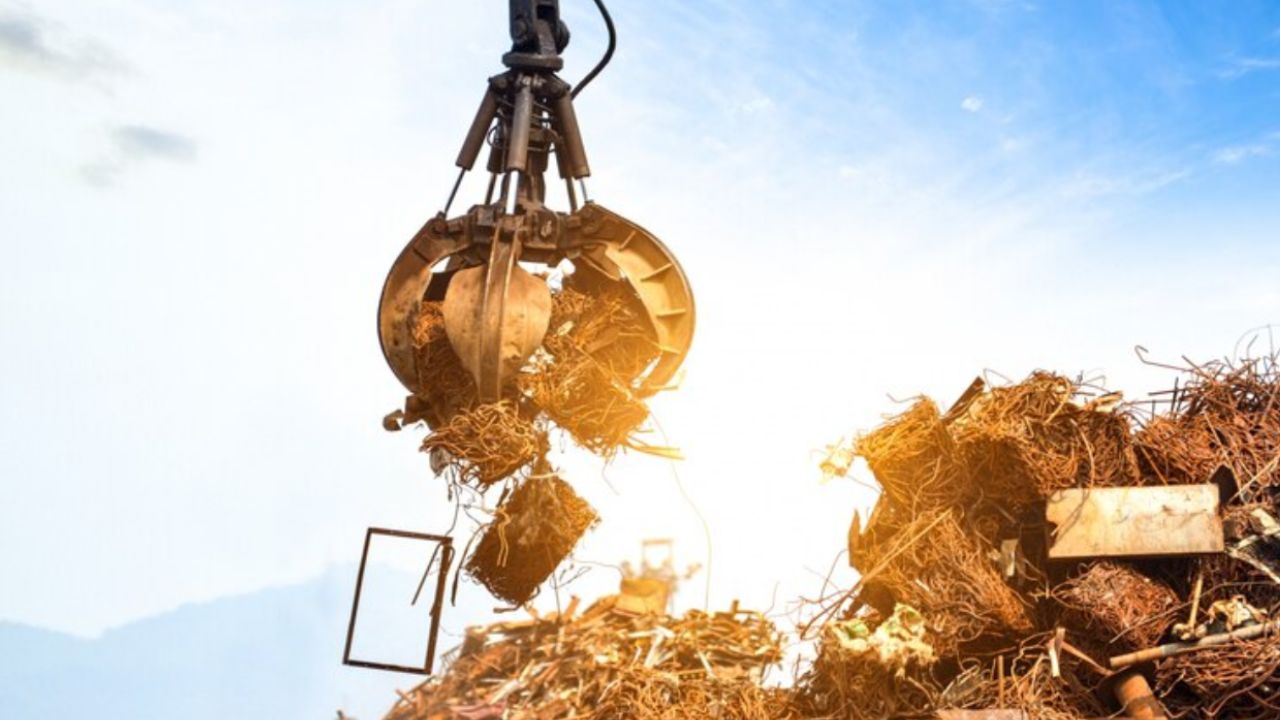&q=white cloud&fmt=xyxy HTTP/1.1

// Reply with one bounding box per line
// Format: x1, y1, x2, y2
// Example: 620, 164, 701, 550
1000, 136, 1029, 152
1213, 143, 1271, 165
961, 95, 984, 112
1218, 57, 1280, 79
81, 125, 197, 187
735, 94, 774, 114
1060, 168, 1190, 198
0, 8, 126, 83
